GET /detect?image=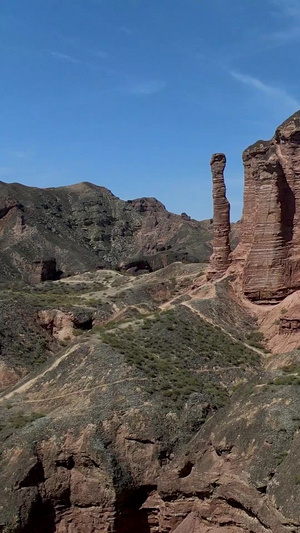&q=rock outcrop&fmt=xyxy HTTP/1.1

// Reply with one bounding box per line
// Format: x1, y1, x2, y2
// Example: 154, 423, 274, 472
37, 308, 93, 340
154, 369, 300, 533
207, 154, 231, 279
31, 258, 58, 284
232, 111, 300, 302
